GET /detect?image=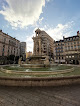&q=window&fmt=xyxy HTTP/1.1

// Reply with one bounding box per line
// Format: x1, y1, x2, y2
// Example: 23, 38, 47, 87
71, 46, 73, 49
3, 48, 4, 51
74, 46, 76, 49
73, 37, 75, 40
3, 45, 5, 48
69, 56, 71, 58
78, 45, 80, 48
66, 56, 68, 58
68, 46, 70, 50
71, 42, 72, 45
9, 40, 10, 44
75, 55, 77, 58
65, 47, 67, 50
55, 47, 57, 50
74, 42, 76, 44
77, 42, 79, 44
4, 38, 6, 42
